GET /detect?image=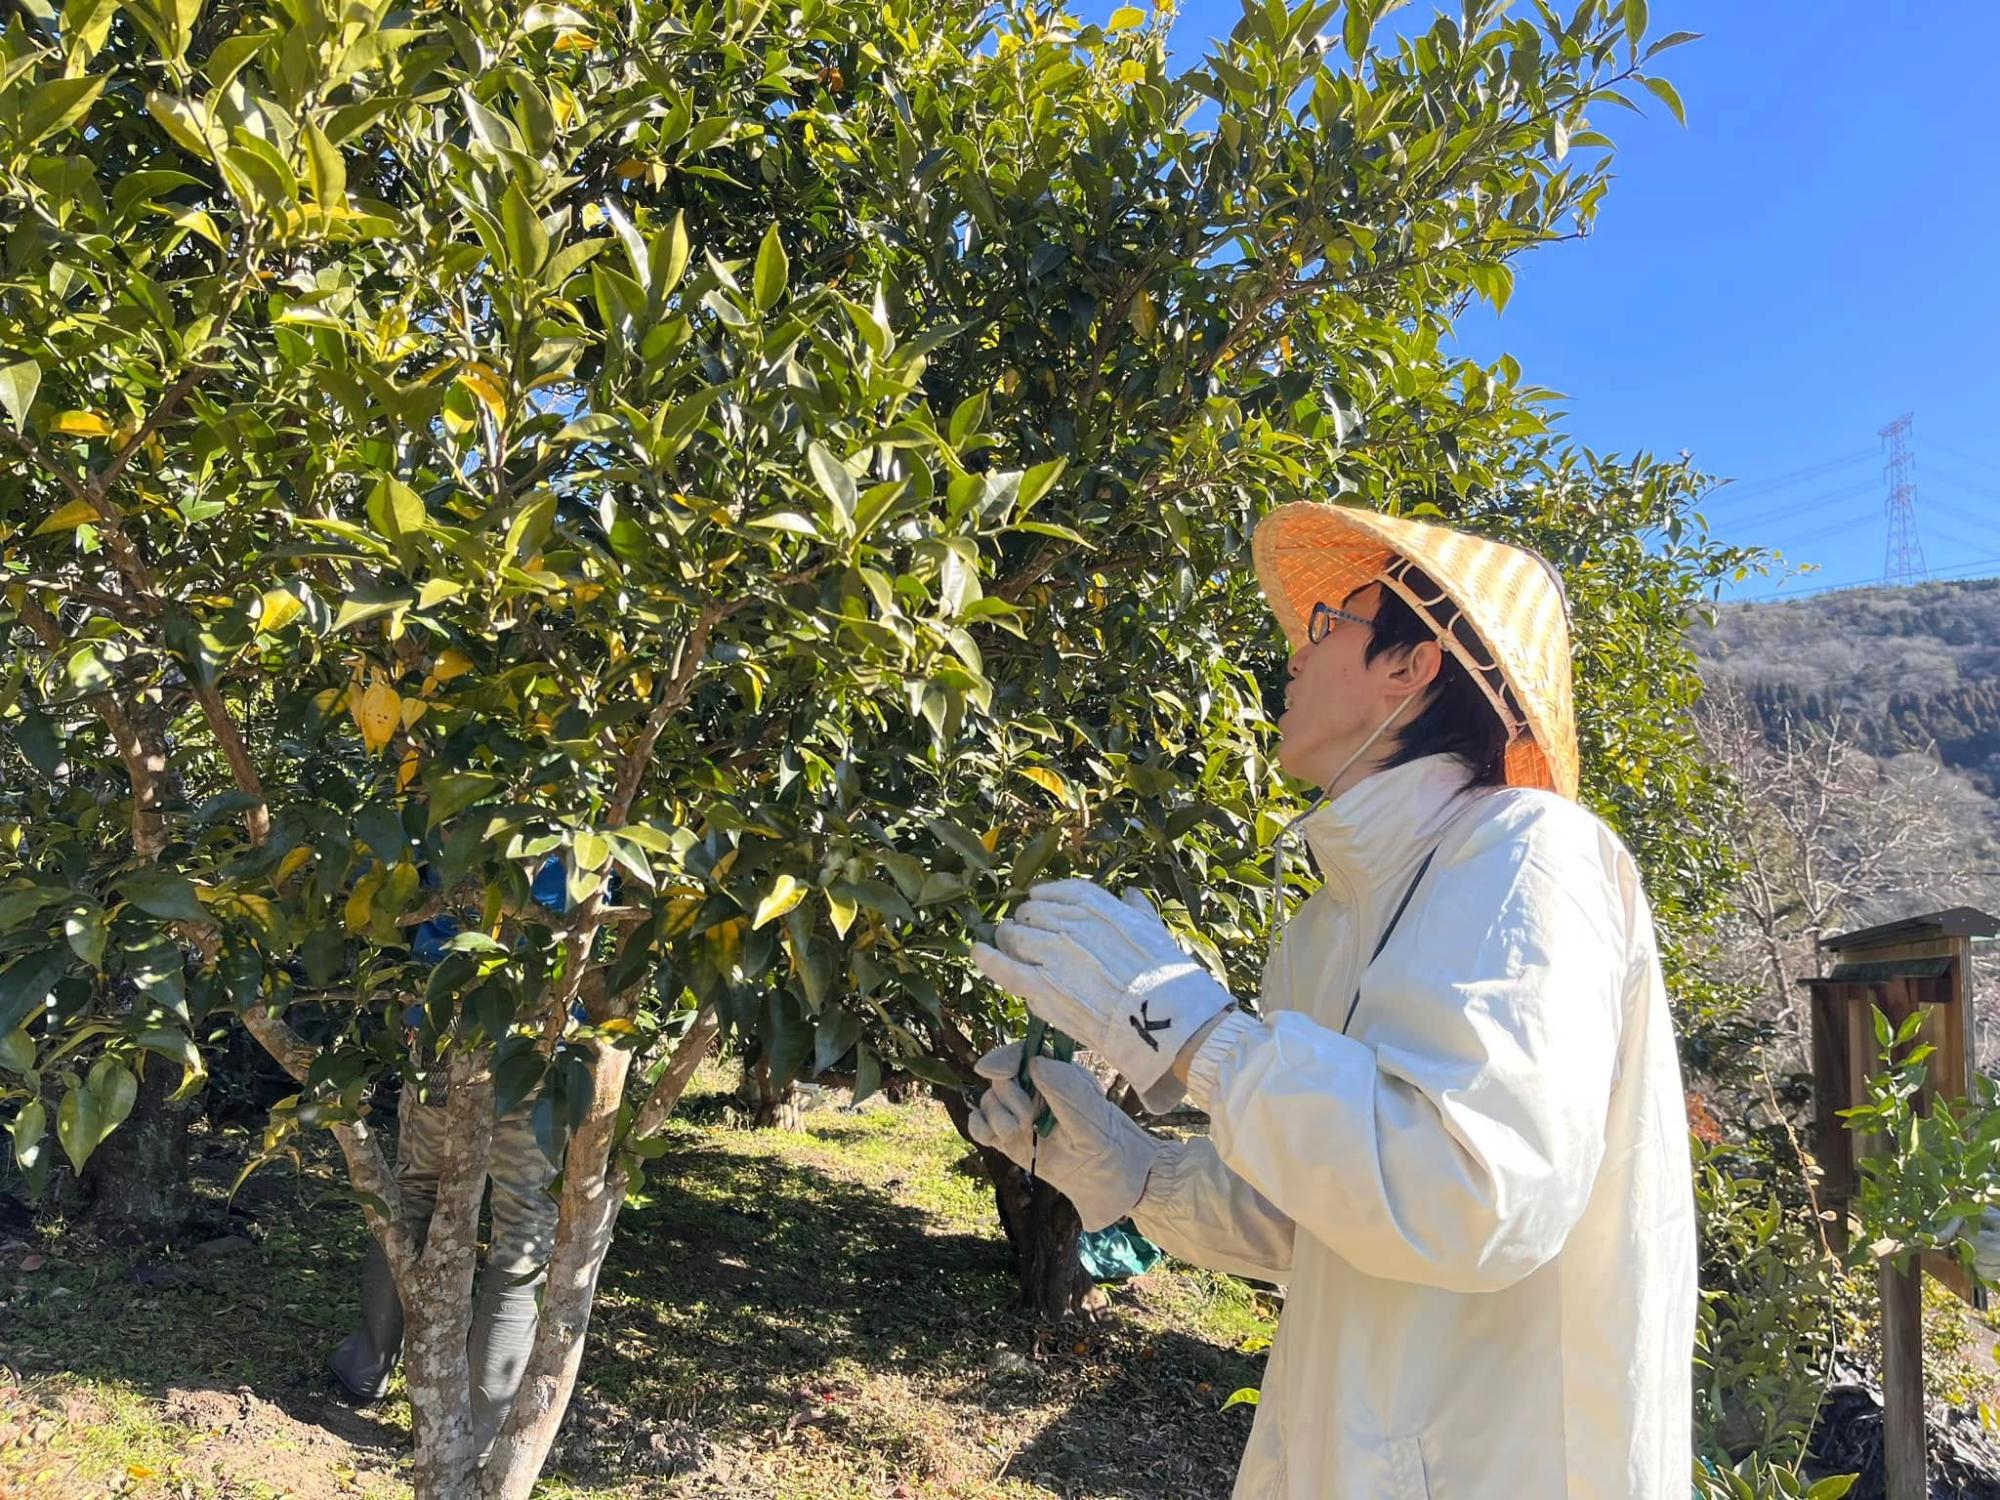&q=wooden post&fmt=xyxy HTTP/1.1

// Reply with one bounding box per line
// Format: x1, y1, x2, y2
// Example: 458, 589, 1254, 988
1880, 1255, 1928, 1500
1809, 986, 1853, 1254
